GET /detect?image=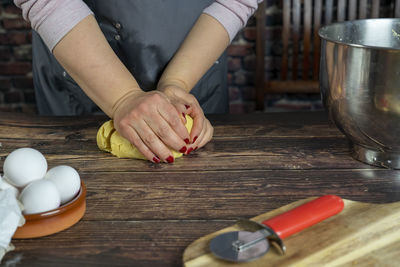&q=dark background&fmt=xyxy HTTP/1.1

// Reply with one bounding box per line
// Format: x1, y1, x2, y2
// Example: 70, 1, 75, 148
0, 0, 397, 114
